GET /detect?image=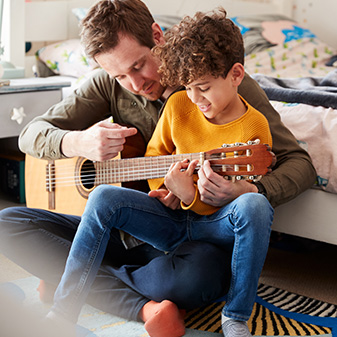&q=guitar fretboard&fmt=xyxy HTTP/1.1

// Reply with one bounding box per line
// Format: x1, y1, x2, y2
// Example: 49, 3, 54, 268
94, 152, 205, 184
